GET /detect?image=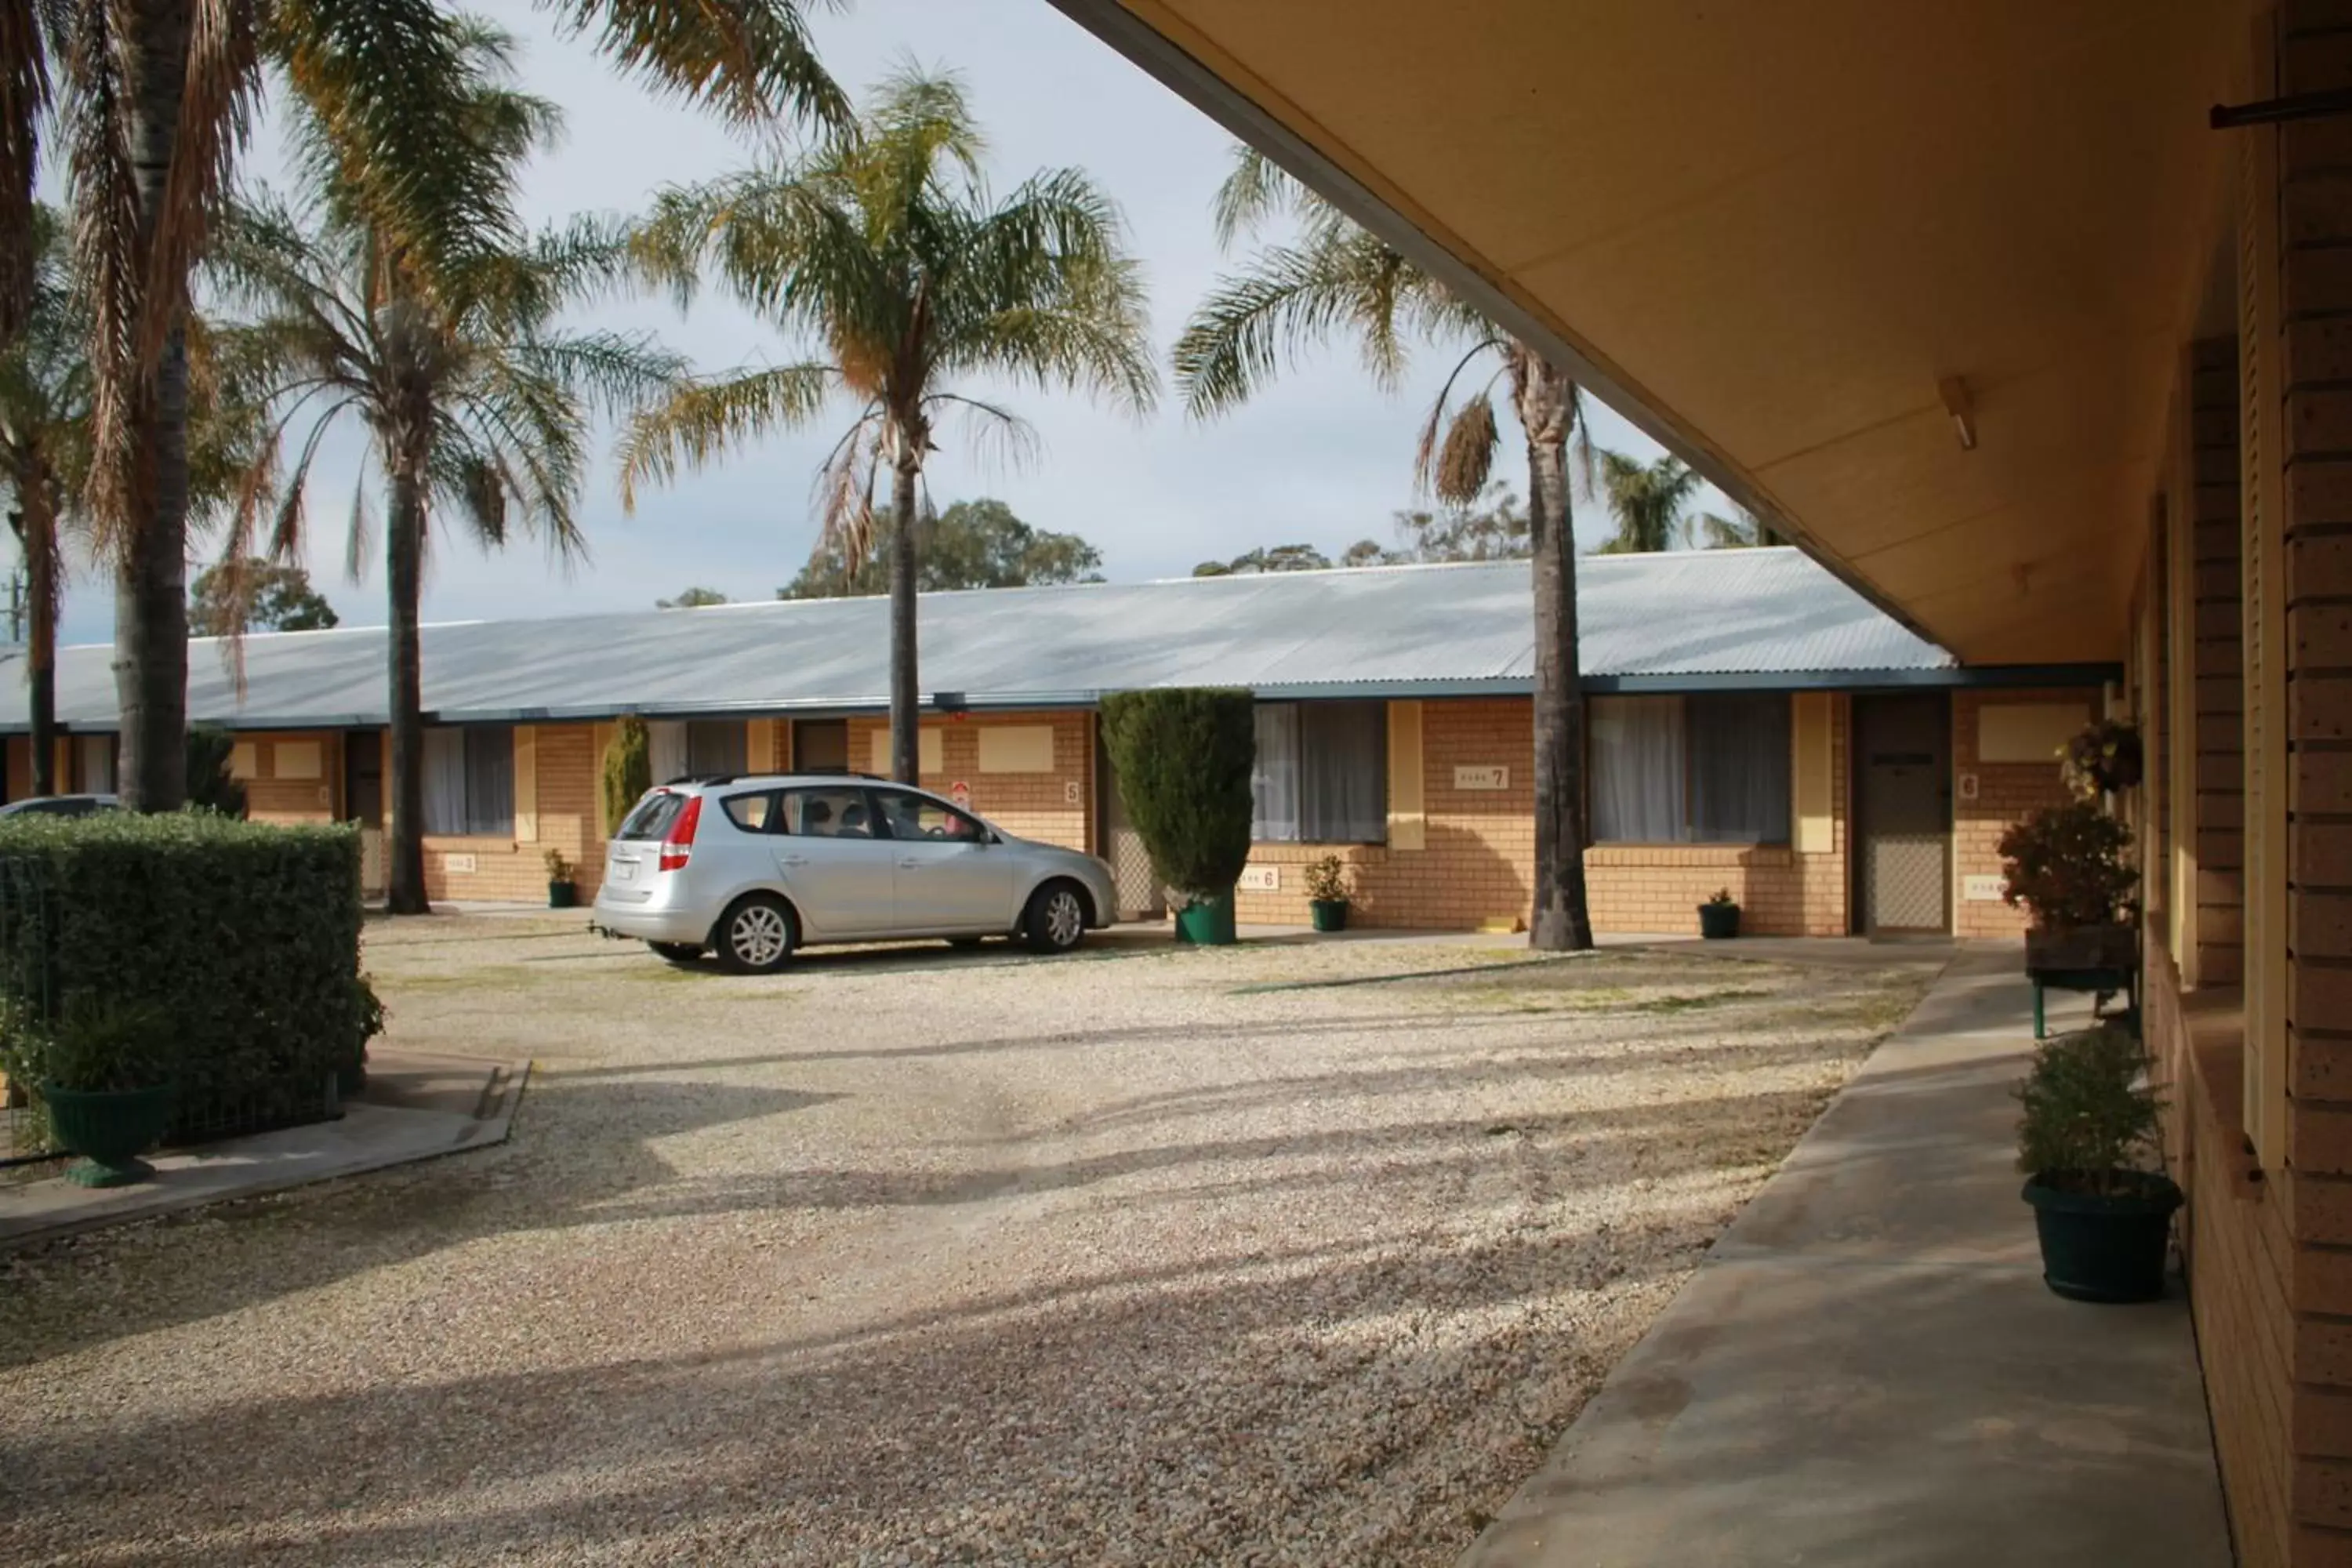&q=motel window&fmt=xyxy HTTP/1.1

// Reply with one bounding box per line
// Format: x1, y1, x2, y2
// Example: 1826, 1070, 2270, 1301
423, 726, 514, 837
1589, 695, 1790, 844
1252, 701, 1386, 843
649, 719, 746, 782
